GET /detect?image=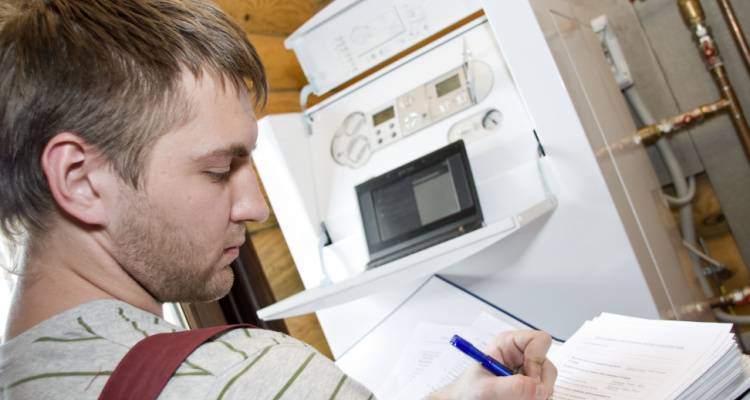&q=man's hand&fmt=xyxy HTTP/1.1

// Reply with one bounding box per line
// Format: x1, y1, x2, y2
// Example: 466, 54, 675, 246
427, 330, 557, 400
